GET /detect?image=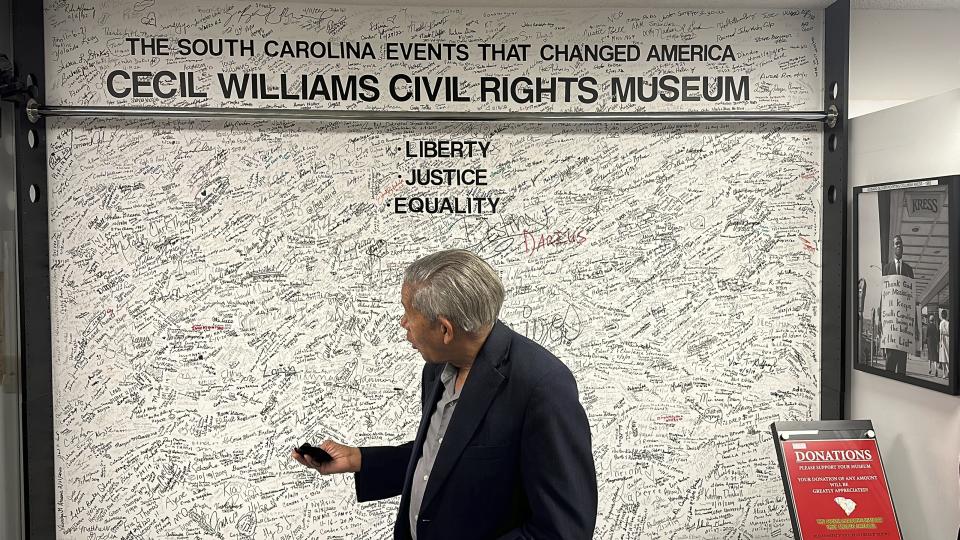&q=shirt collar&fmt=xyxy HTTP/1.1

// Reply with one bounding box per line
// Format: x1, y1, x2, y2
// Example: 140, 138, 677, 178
440, 362, 458, 388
